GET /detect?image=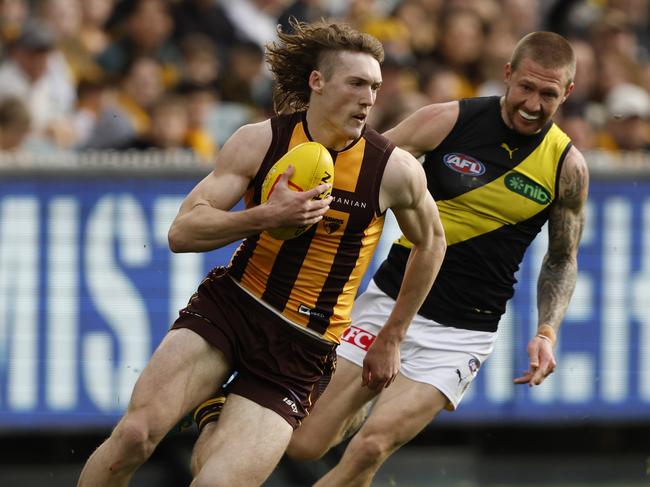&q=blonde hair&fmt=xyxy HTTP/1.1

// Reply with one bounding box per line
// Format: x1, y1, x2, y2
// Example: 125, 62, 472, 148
266, 18, 384, 113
